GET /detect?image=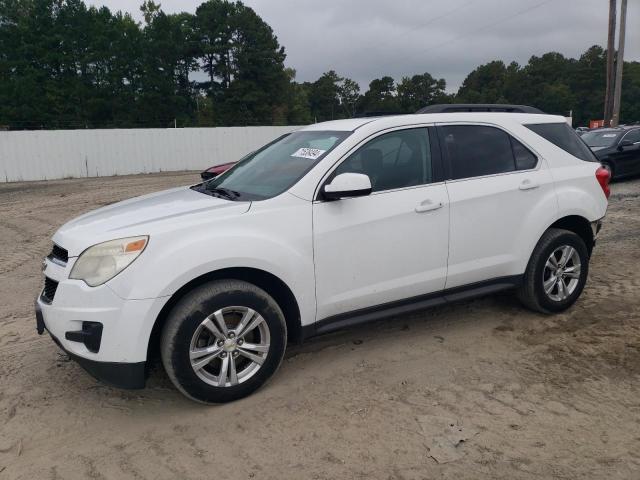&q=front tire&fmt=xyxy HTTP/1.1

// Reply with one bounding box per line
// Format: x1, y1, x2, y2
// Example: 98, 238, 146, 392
161, 279, 287, 404
517, 228, 590, 314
